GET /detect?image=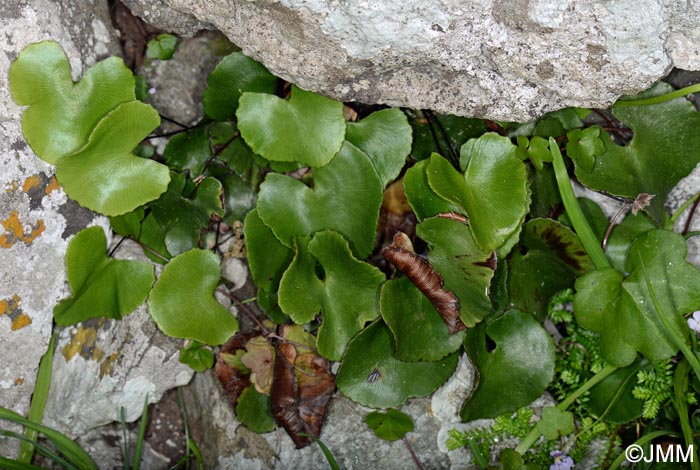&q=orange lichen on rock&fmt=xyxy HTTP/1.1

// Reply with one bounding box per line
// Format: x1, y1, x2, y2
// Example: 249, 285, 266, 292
0, 294, 32, 331
99, 352, 119, 378
45, 176, 61, 195
21, 175, 42, 193
0, 210, 45, 248
61, 325, 108, 364
12, 314, 32, 330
